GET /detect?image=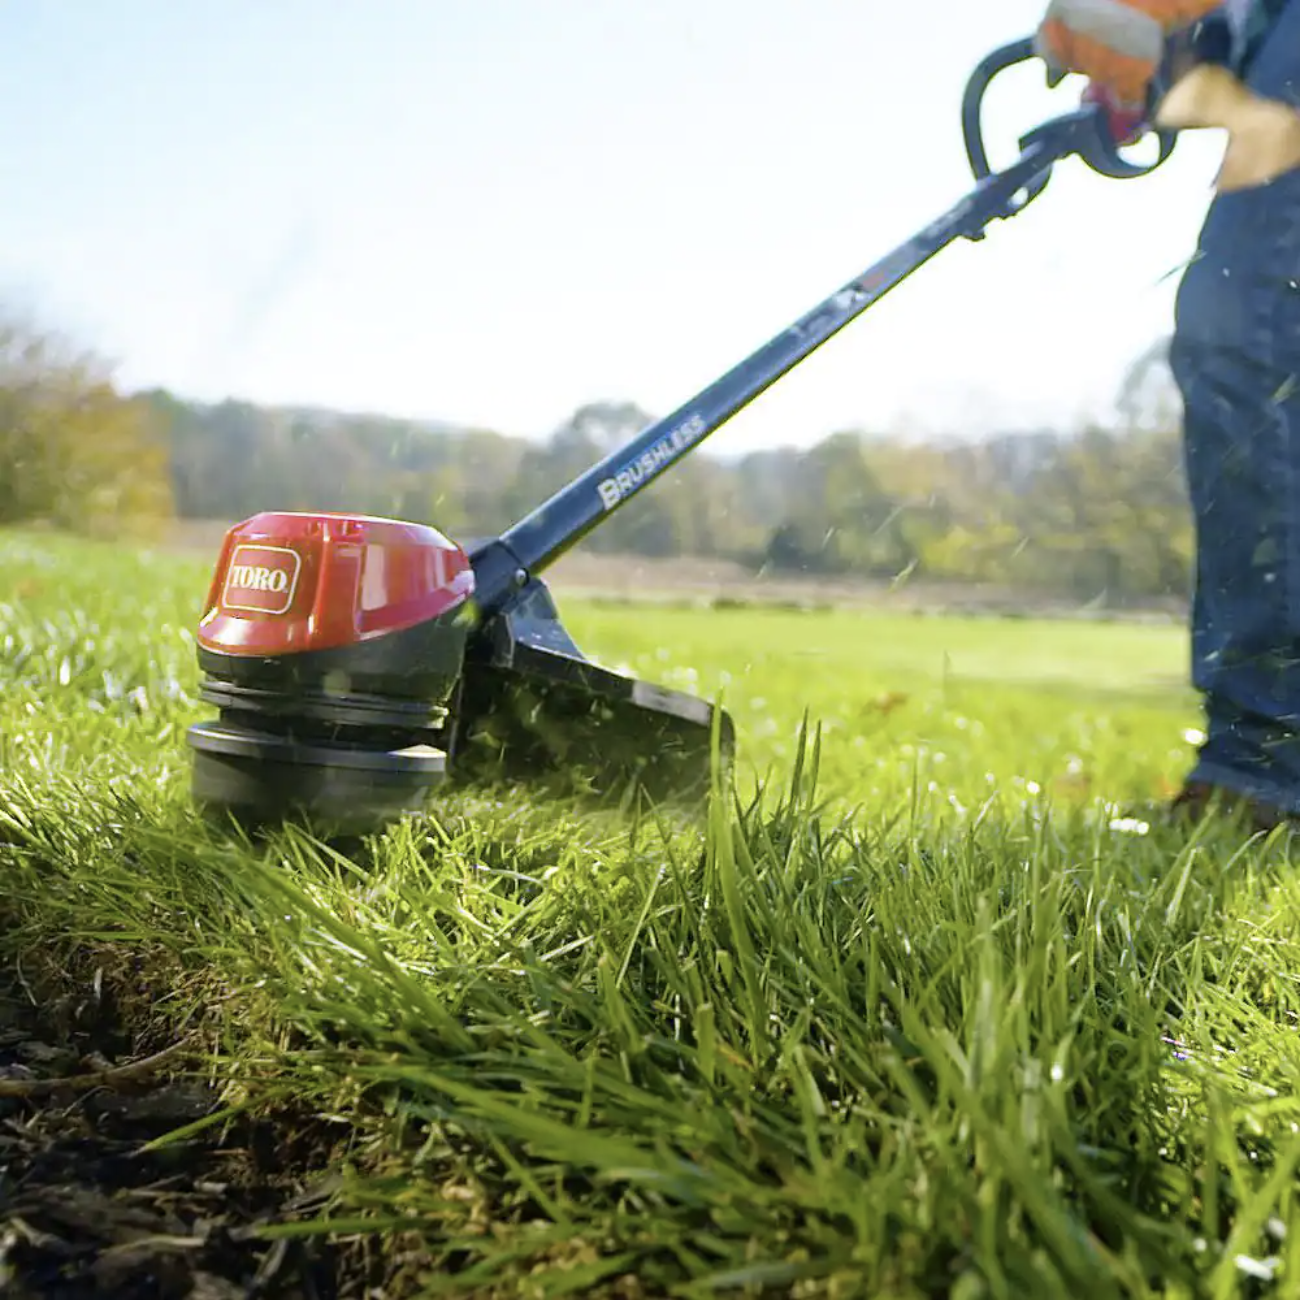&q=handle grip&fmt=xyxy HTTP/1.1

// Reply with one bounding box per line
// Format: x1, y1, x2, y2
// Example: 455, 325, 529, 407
962, 38, 1050, 195
962, 35, 1176, 185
